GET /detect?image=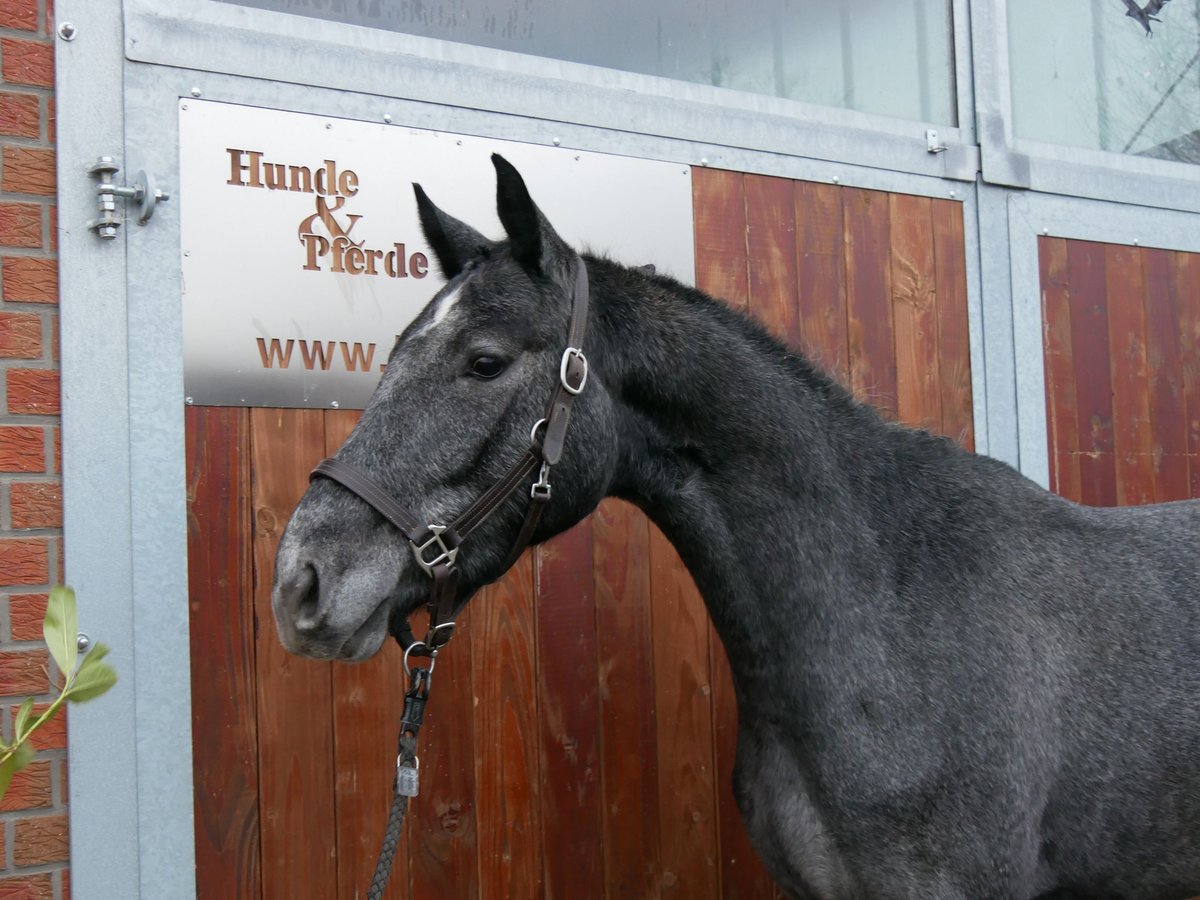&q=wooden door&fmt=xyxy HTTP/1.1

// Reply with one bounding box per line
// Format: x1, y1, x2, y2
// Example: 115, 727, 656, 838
1040, 237, 1200, 505
186, 170, 974, 899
